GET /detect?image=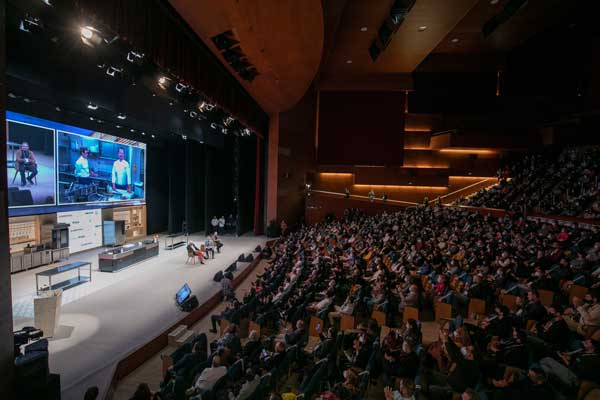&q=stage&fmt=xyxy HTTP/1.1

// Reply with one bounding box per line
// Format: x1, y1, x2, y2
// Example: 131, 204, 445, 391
11, 233, 266, 400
